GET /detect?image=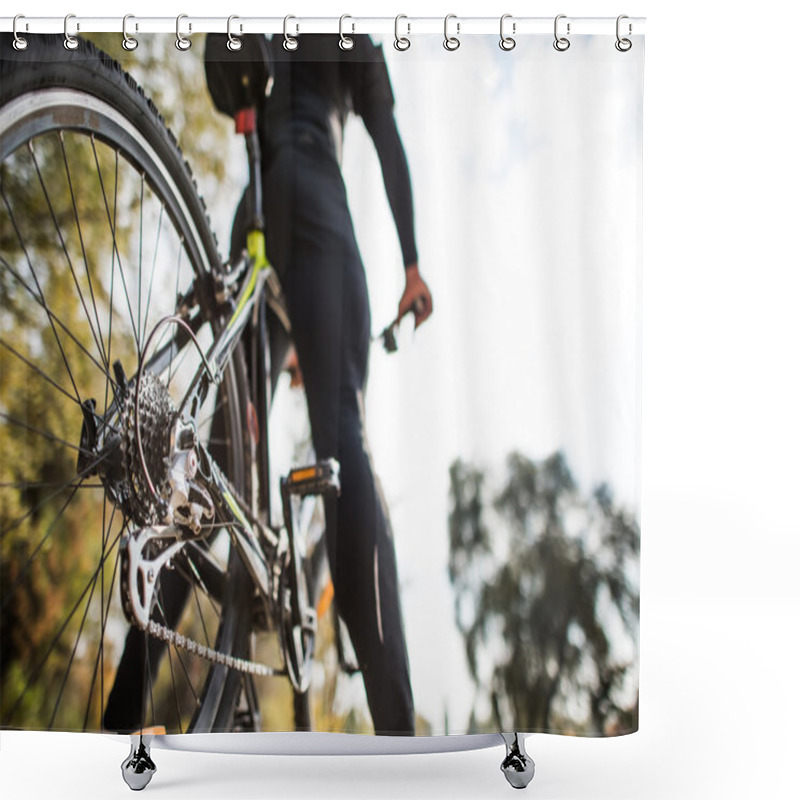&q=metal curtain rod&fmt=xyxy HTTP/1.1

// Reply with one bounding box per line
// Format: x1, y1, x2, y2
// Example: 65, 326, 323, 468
0, 16, 646, 36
